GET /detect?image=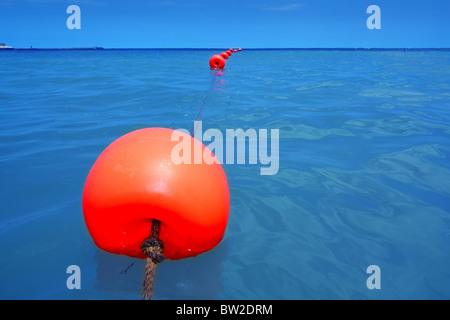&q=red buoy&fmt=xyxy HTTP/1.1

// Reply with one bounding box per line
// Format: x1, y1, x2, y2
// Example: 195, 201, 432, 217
209, 54, 226, 69
226, 50, 232, 56
220, 52, 229, 60
83, 128, 230, 260
233, 49, 237, 52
